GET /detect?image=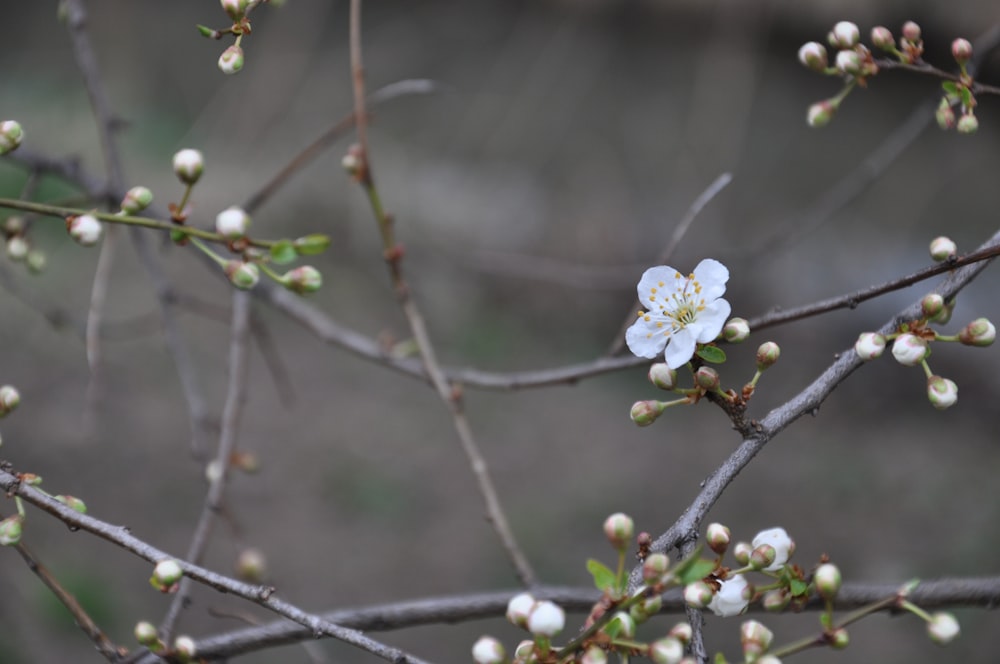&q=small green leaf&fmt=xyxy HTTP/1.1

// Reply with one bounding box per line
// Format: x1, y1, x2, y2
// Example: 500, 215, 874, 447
696, 345, 726, 364
676, 558, 717, 585
586, 559, 617, 592
941, 81, 959, 95
270, 240, 297, 265
603, 615, 623, 639
714, 653, 729, 664
293, 234, 332, 255
789, 578, 809, 597
958, 87, 974, 108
